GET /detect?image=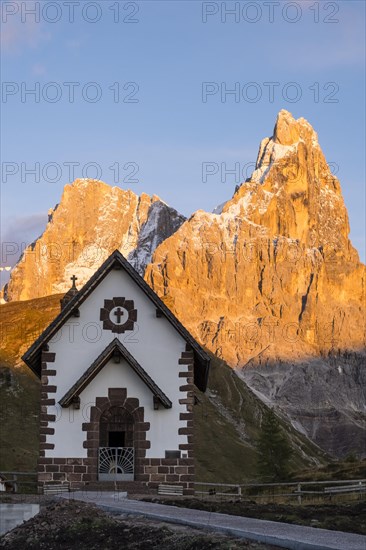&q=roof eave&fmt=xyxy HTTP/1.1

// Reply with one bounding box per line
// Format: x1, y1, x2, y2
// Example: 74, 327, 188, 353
21, 250, 211, 389
59, 338, 173, 409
